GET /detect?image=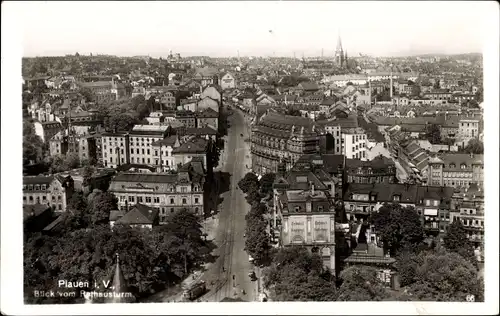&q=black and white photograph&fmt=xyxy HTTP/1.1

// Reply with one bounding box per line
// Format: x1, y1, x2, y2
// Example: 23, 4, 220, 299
1, 1, 499, 315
